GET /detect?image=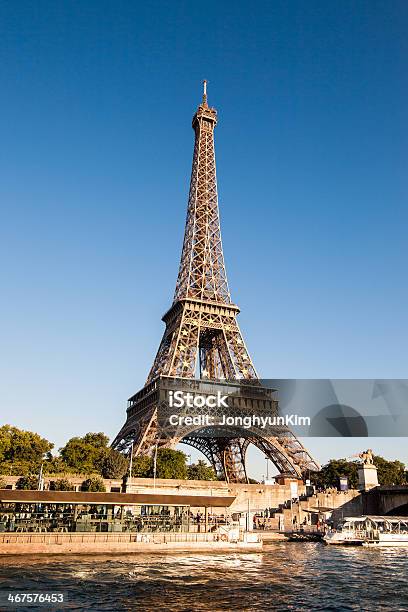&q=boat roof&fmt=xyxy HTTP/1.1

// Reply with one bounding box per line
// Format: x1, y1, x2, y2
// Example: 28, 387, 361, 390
0, 489, 235, 508
304, 506, 333, 513
342, 515, 408, 523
